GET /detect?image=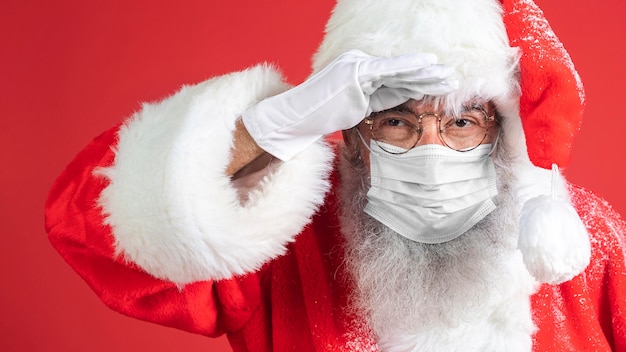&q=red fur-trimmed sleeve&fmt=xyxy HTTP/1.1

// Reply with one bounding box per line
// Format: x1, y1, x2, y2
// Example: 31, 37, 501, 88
45, 125, 262, 337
